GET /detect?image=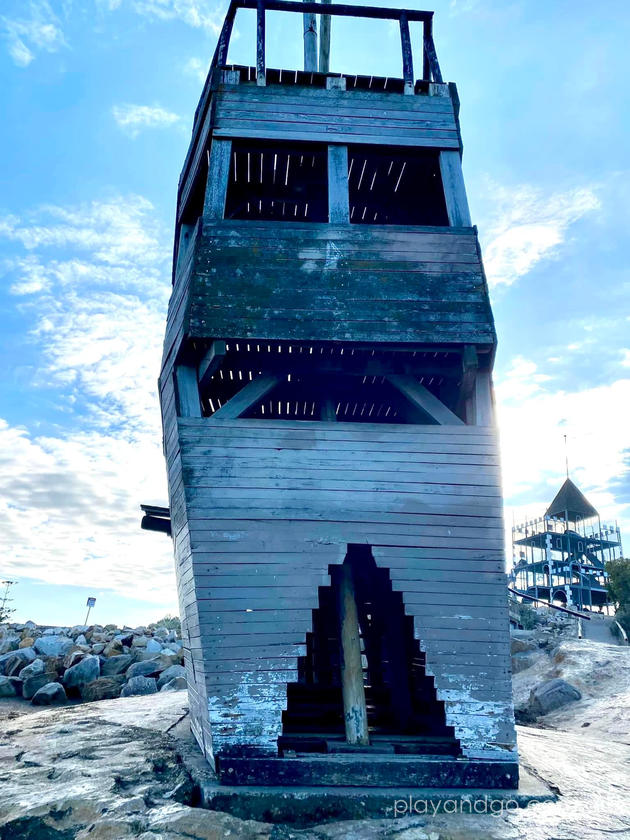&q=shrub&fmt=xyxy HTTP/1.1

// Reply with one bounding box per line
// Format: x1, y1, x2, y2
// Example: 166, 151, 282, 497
149, 614, 181, 632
